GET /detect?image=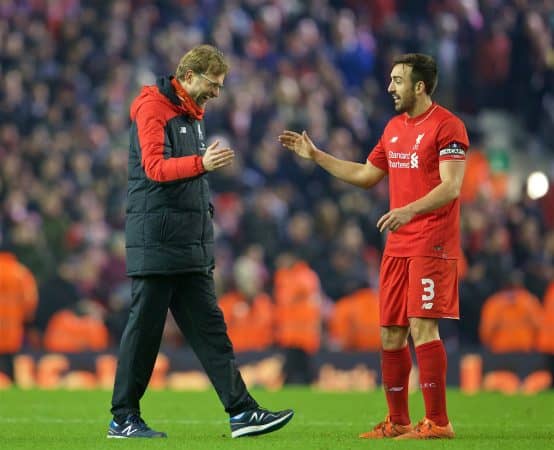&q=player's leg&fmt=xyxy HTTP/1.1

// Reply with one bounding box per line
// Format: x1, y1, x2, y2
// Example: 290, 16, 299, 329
170, 271, 293, 438
108, 276, 172, 438
396, 256, 457, 440
359, 256, 413, 439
